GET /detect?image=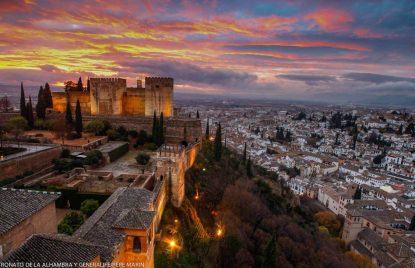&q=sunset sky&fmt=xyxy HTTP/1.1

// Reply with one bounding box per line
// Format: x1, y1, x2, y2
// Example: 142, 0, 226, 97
0, 0, 414, 104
